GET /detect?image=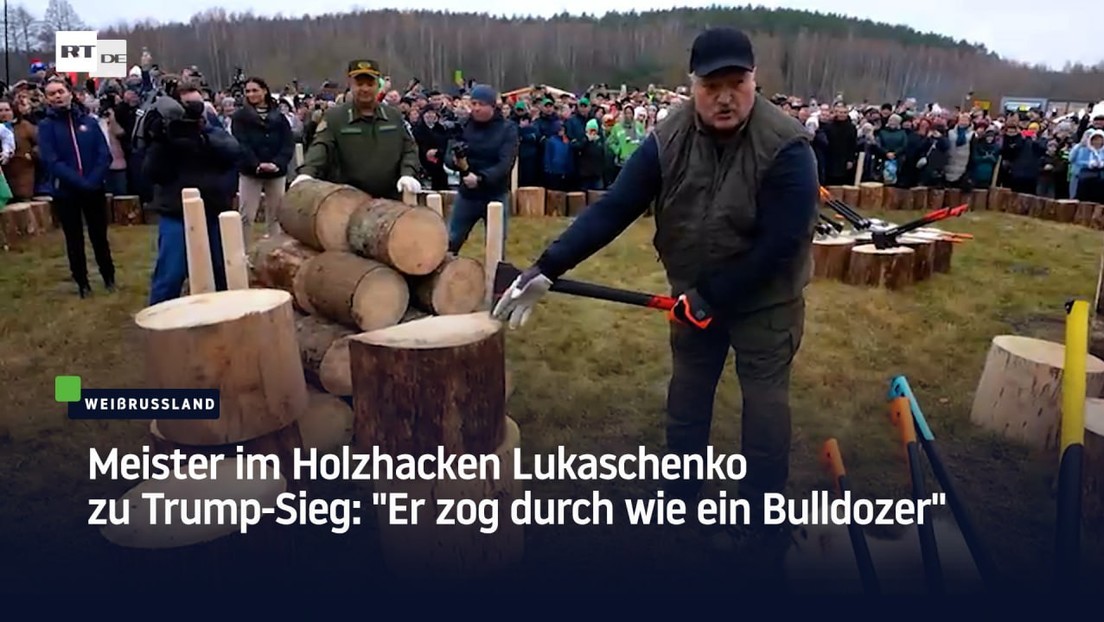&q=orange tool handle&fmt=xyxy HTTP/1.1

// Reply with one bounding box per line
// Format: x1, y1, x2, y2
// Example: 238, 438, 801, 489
889, 396, 917, 446
821, 438, 847, 481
